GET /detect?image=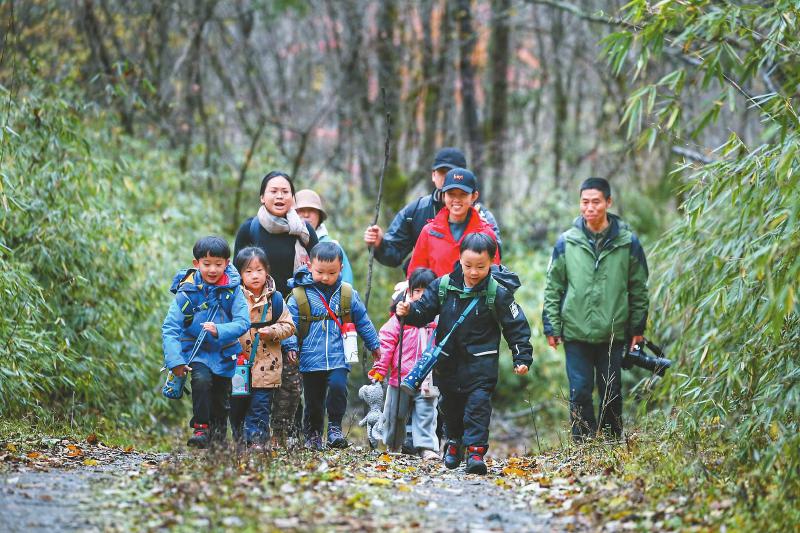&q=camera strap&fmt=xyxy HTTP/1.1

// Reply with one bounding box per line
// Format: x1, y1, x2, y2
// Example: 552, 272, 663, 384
436, 297, 479, 351
185, 304, 220, 366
